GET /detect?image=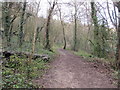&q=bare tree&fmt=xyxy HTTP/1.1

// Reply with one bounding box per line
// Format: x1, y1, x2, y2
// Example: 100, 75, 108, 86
57, 5, 67, 49
31, 1, 41, 56
107, 2, 118, 29
44, 0, 57, 51
67, 0, 84, 51
27, 1, 41, 79
73, 0, 77, 51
